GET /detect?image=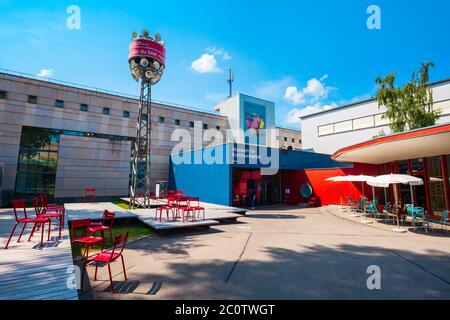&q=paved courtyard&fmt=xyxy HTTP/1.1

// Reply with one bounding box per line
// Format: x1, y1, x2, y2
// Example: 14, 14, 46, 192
80, 205, 450, 300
